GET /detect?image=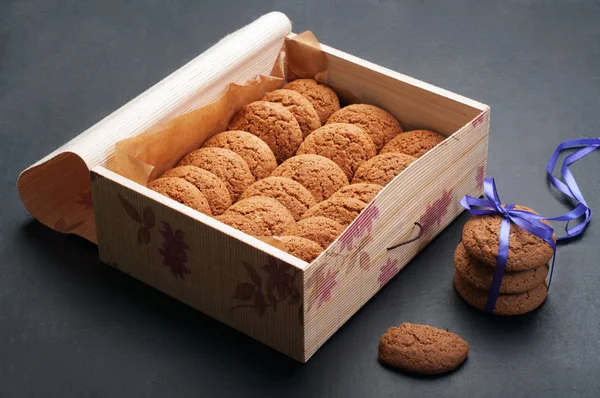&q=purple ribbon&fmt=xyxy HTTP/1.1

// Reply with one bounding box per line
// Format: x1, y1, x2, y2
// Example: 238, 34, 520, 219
460, 138, 599, 313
